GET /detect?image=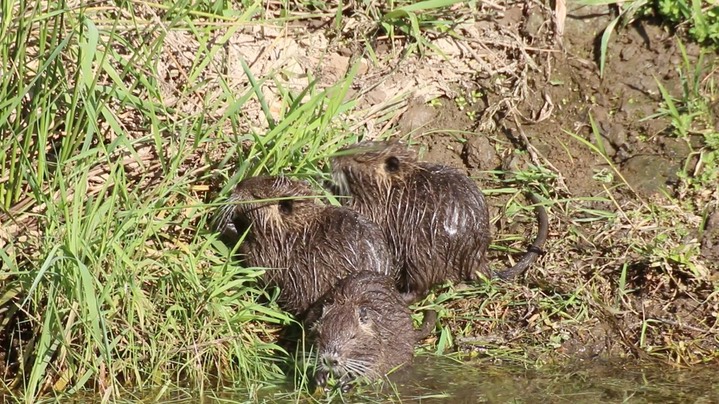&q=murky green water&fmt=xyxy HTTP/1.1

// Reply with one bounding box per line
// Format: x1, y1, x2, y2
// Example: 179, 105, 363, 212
68, 356, 719, 403
259, 356, 717, 403
382, 356, 719, 403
